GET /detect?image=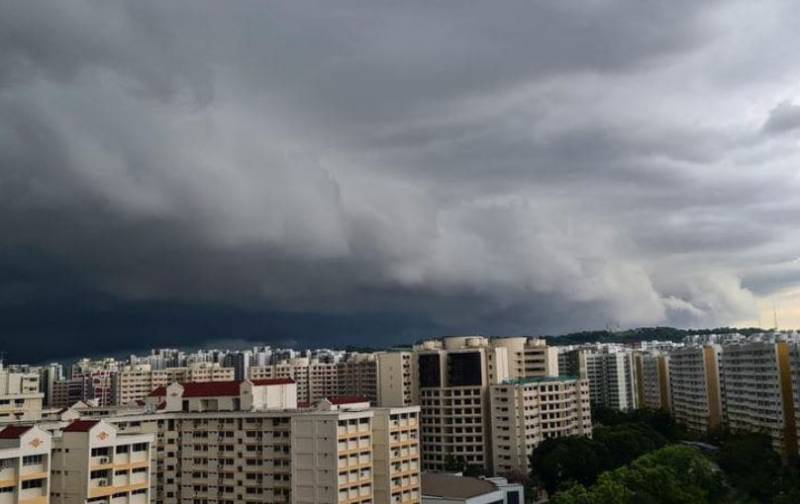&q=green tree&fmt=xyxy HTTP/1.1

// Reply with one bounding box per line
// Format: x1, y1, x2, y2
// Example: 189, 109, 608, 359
550, 446, 722, 504
717, 433, 781, 502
